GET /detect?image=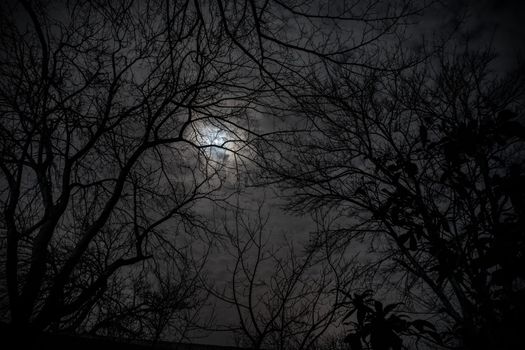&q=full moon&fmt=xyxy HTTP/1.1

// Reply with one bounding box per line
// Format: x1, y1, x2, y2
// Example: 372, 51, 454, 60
203, 126, 227, 147
188, 122, 234, 162
187, 119, 253, 166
